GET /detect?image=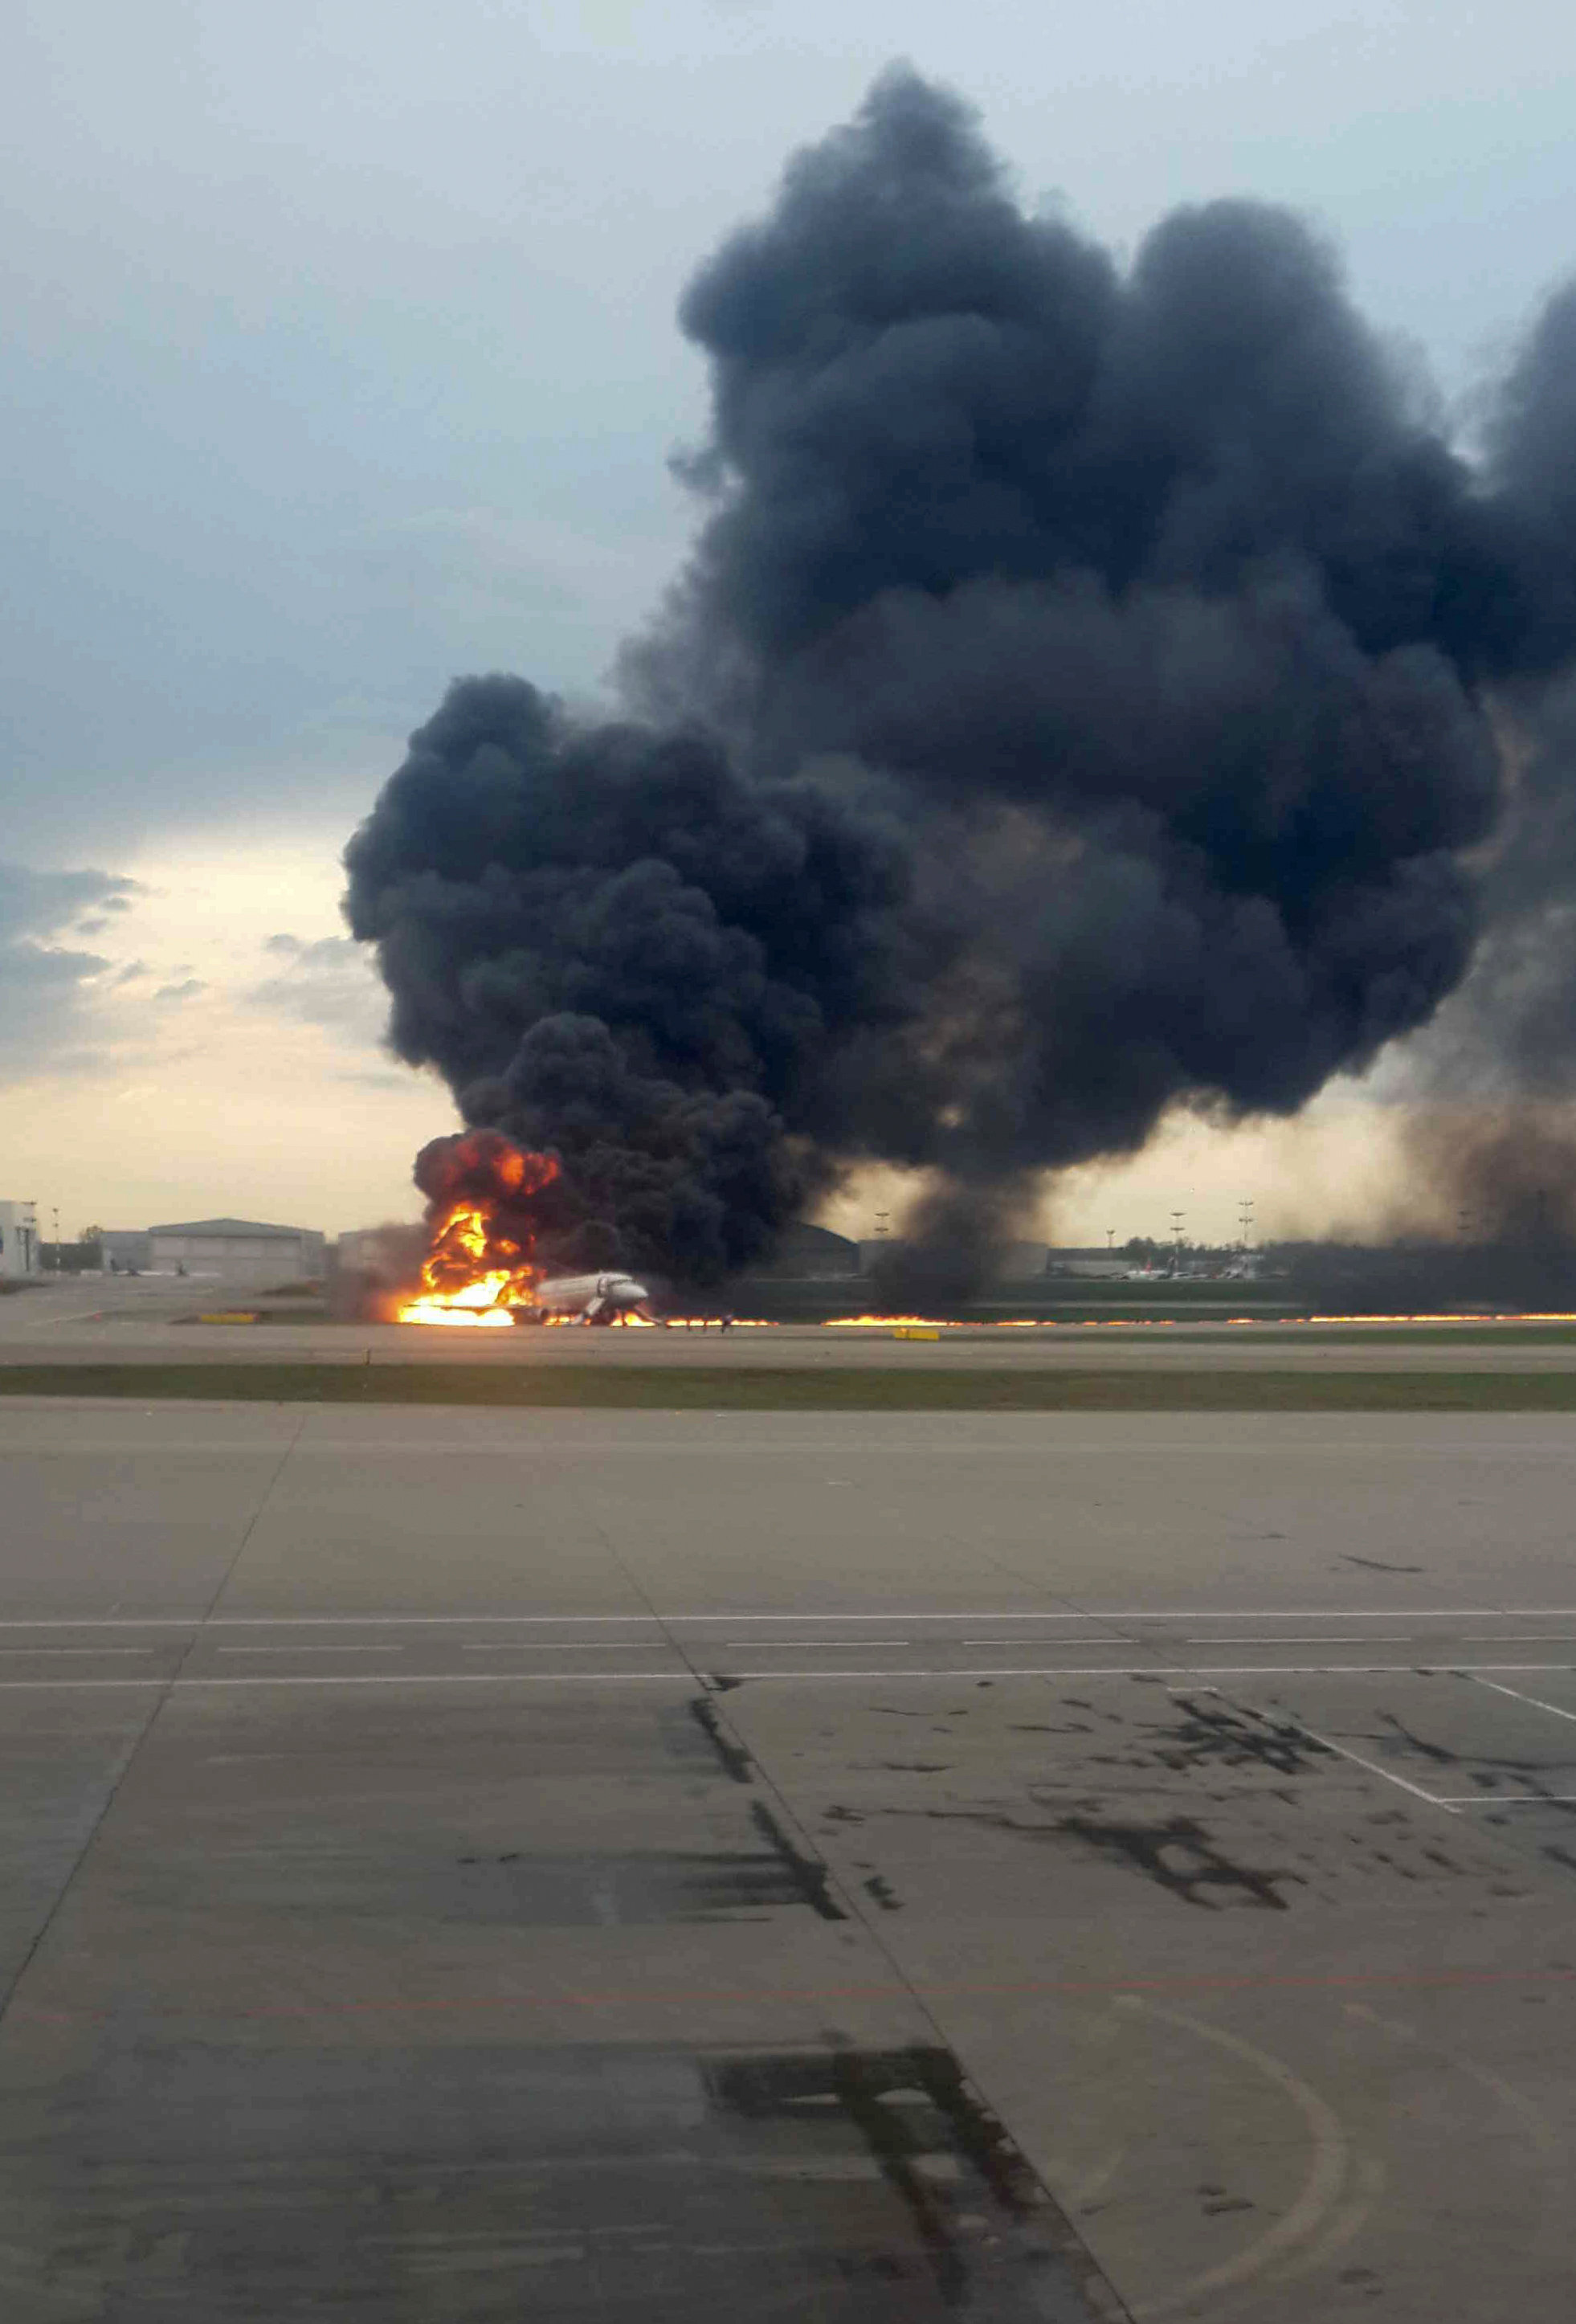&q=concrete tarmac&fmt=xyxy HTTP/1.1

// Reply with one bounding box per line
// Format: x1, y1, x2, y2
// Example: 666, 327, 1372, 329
4, 1399, 1576, 2318
9, 1276, 1576, 1368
